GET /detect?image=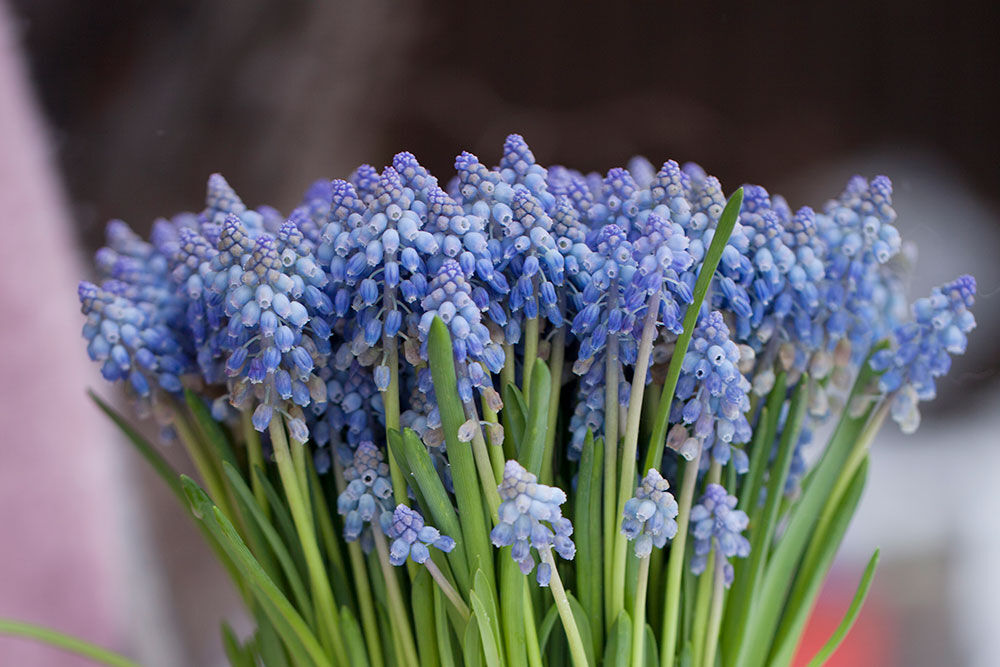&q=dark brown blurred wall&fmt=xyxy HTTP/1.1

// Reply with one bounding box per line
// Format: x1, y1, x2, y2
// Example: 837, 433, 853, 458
9, 0, 1000, 249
